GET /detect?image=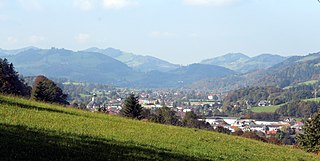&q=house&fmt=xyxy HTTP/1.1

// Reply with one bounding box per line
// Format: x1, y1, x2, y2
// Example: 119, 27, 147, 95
257, 100, 271, 106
